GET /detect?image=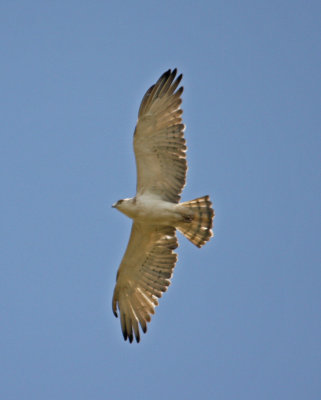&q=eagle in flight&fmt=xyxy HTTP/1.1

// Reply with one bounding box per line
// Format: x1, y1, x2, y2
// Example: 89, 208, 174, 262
112, 69, 214, 343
